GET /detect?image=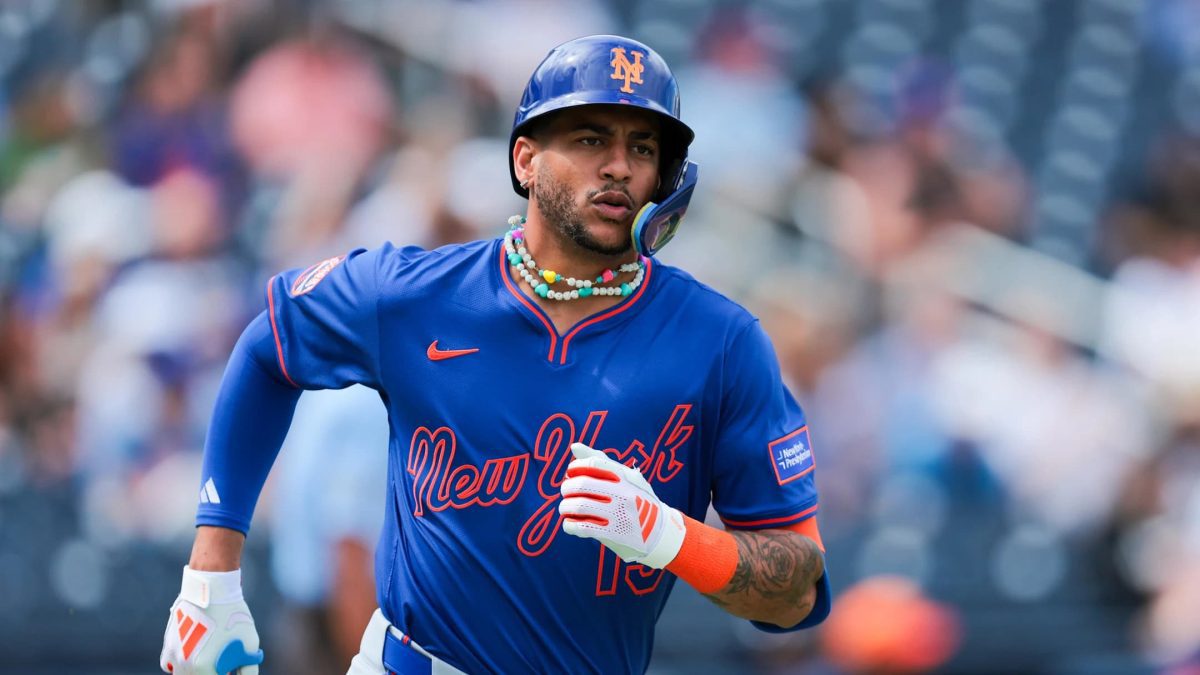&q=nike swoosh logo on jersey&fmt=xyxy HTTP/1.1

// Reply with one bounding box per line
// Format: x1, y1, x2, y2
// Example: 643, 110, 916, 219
427, 340, 480, 361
